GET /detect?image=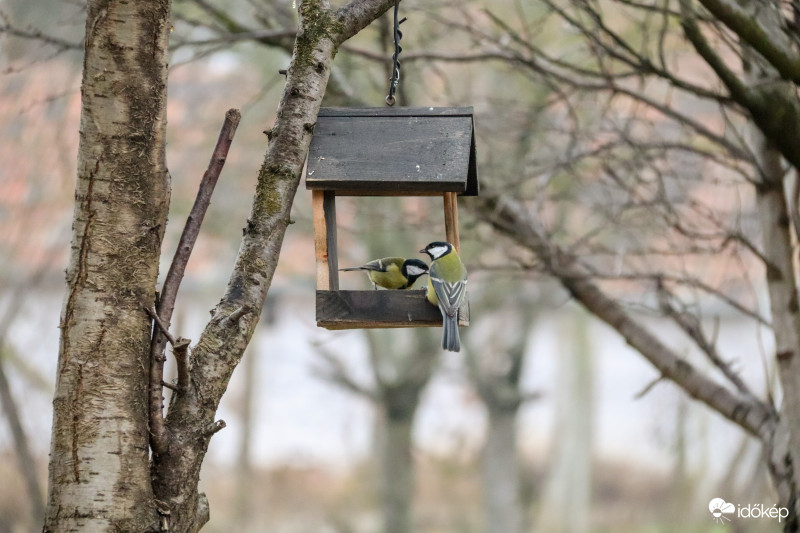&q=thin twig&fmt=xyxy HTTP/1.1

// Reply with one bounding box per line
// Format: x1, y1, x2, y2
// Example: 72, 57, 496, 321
656, 281, 754, 397
312, 346, 377, 400
148, 109, 241, 455
635, 375, 666, 399
160, 108, 241, 320
145, 306, 177, 347
0, 23, 82, 51
222, 305, 250, 328
171, 28, 297, 49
